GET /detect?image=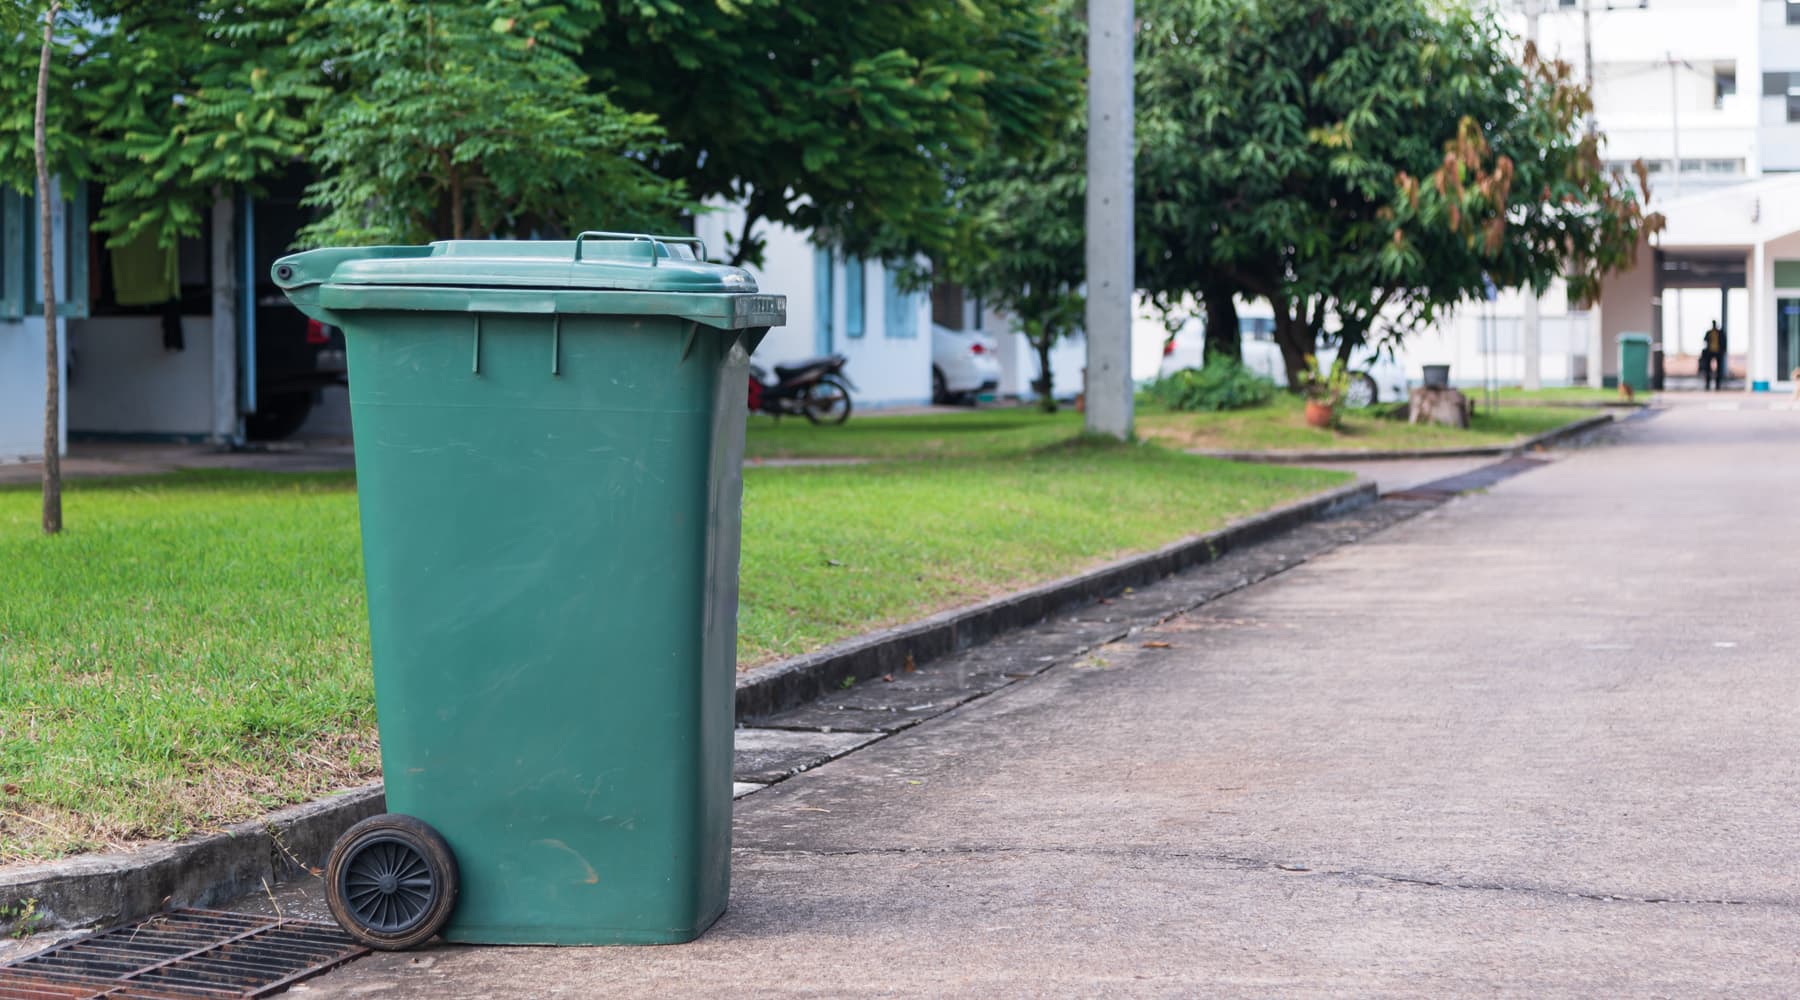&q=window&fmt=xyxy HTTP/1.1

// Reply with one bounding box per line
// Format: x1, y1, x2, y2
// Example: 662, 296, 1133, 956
0, 190, 19, 320
844, 257, 864, 338
813, 247, 834, 355
11, 184, 88, 320
972, 296, 984, 332
882, 268, 918, 339
1788, 0, 1800, 26
1715, 66, 1736, 109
